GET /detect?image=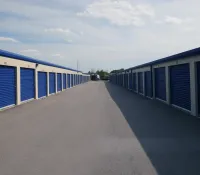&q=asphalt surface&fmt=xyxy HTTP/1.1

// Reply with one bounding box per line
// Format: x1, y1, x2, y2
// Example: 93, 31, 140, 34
0, 81, 200, 175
